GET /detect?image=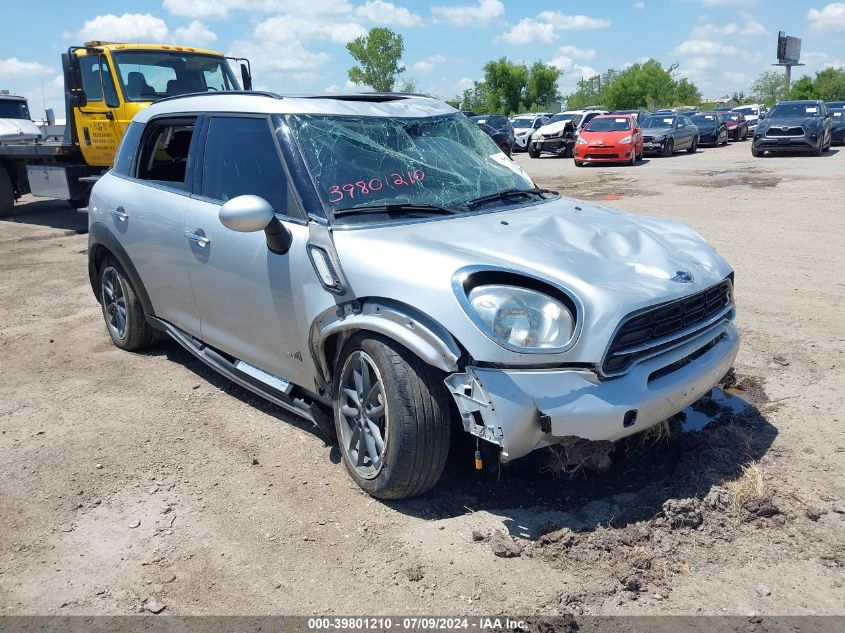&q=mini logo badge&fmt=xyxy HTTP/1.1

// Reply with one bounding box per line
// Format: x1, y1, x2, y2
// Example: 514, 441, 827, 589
671, 270, 695, 284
